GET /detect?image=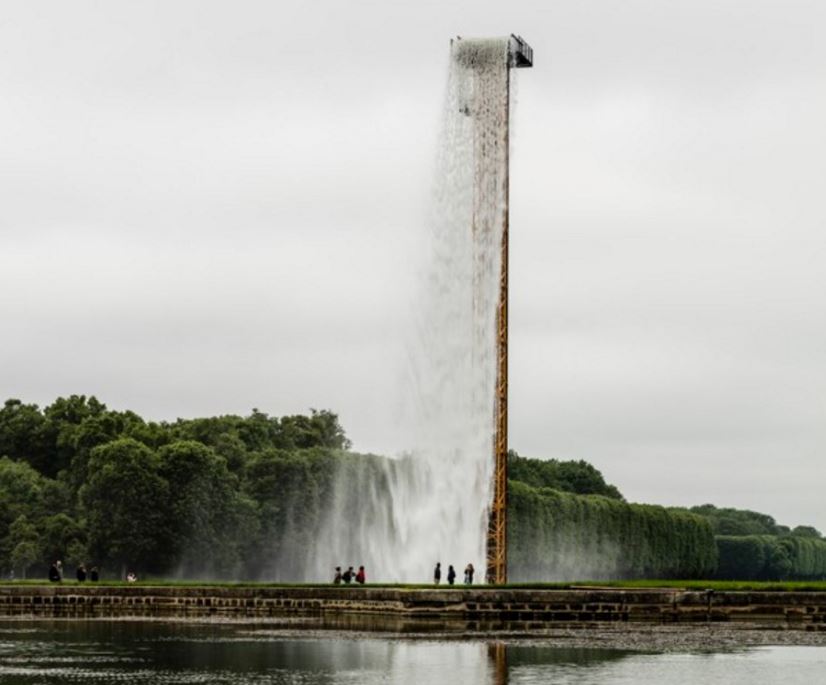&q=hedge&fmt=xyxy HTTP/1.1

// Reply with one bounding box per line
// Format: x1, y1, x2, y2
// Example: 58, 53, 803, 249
715, 535, 826, 580
508, 480, 717, 581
